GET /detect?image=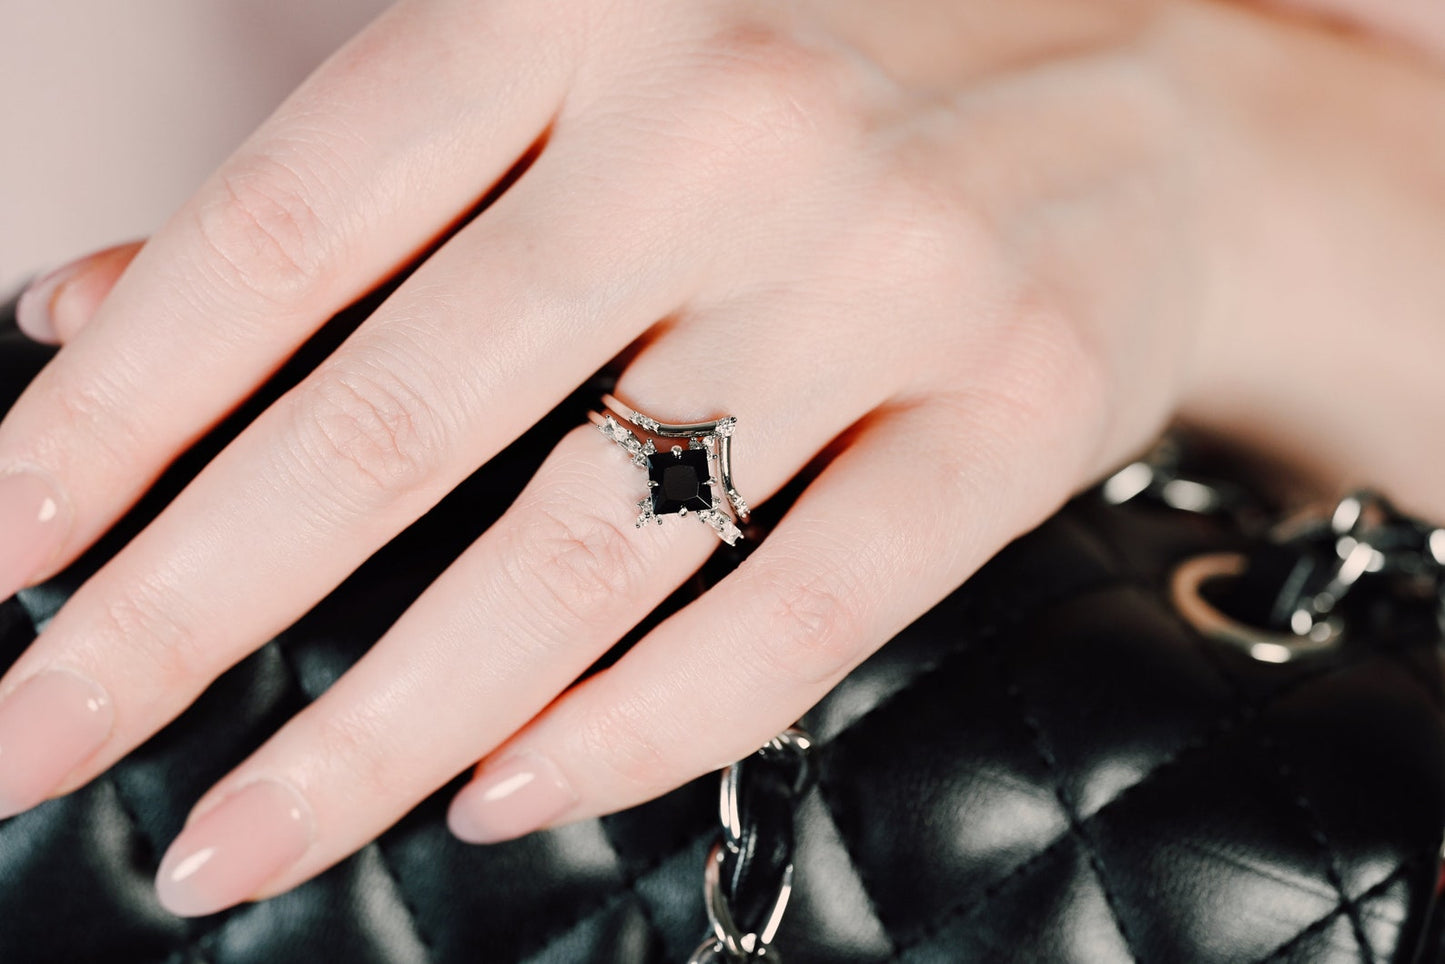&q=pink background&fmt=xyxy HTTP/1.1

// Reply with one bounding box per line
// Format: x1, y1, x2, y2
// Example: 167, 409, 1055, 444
1, 0, 388, 295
